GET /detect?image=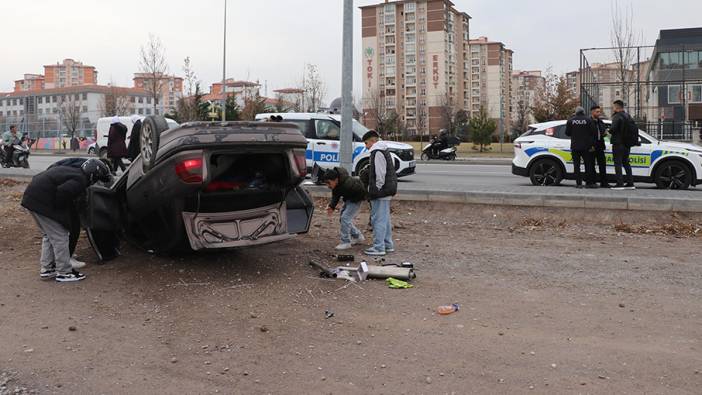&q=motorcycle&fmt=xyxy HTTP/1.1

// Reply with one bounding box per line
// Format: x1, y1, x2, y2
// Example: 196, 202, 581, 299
1, 141, 30, 168
421, 137, 460, 161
